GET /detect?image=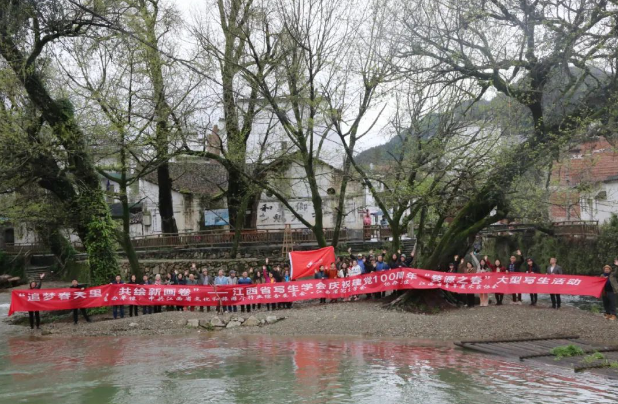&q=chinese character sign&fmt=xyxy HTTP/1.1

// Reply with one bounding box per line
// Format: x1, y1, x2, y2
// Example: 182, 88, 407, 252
8, 269, 605, 315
